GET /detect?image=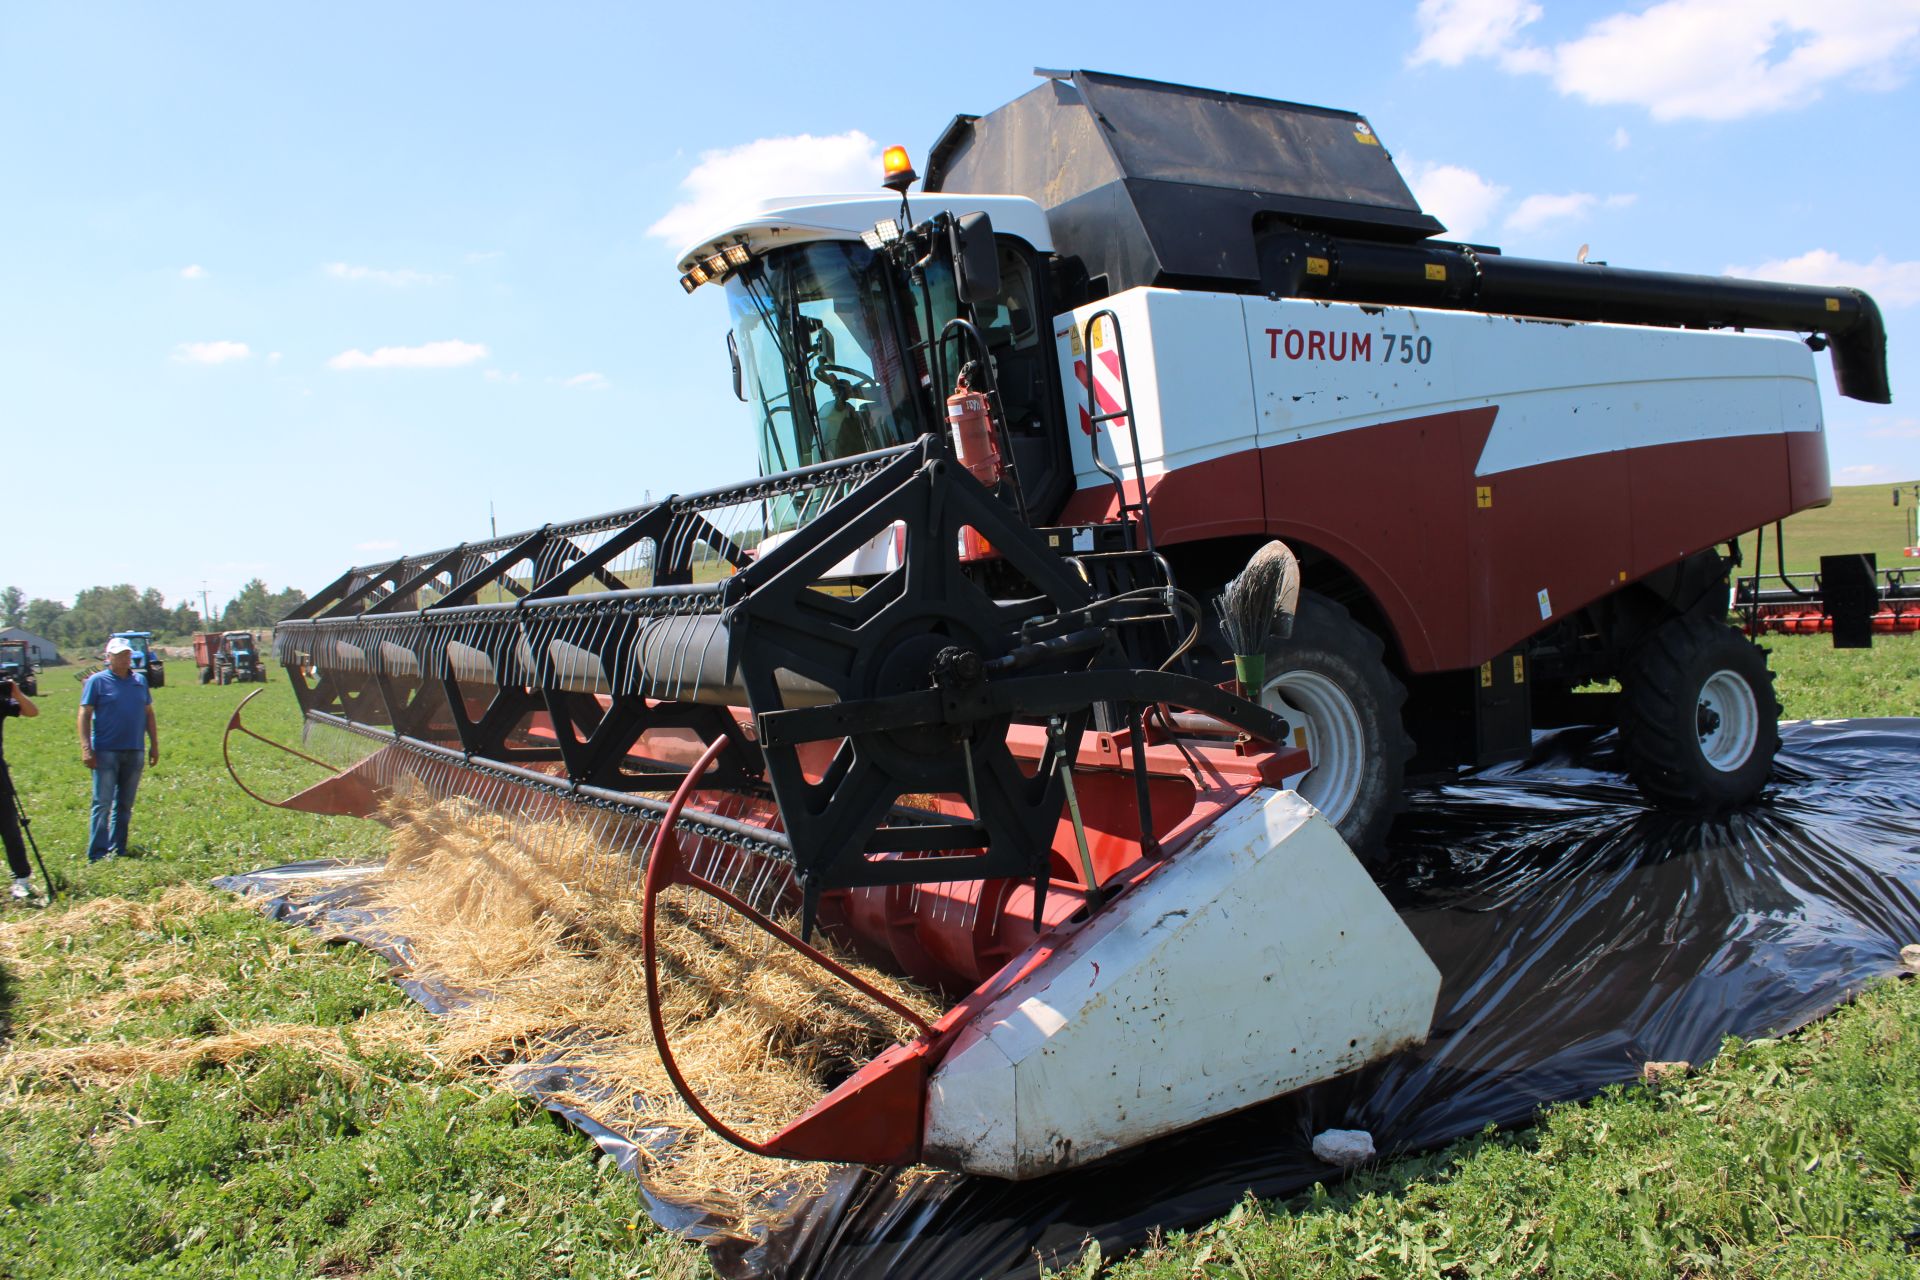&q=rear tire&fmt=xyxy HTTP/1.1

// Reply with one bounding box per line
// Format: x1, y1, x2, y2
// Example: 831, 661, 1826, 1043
199, 666, 214, 685
1619, 613, 1781, 810
1258, 594, 1413, 858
